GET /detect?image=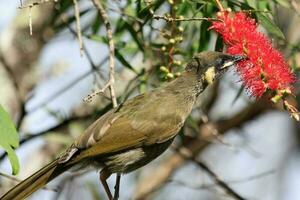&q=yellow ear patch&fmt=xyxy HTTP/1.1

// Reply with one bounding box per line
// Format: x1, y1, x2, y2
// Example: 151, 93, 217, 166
204, 67, 216, 84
